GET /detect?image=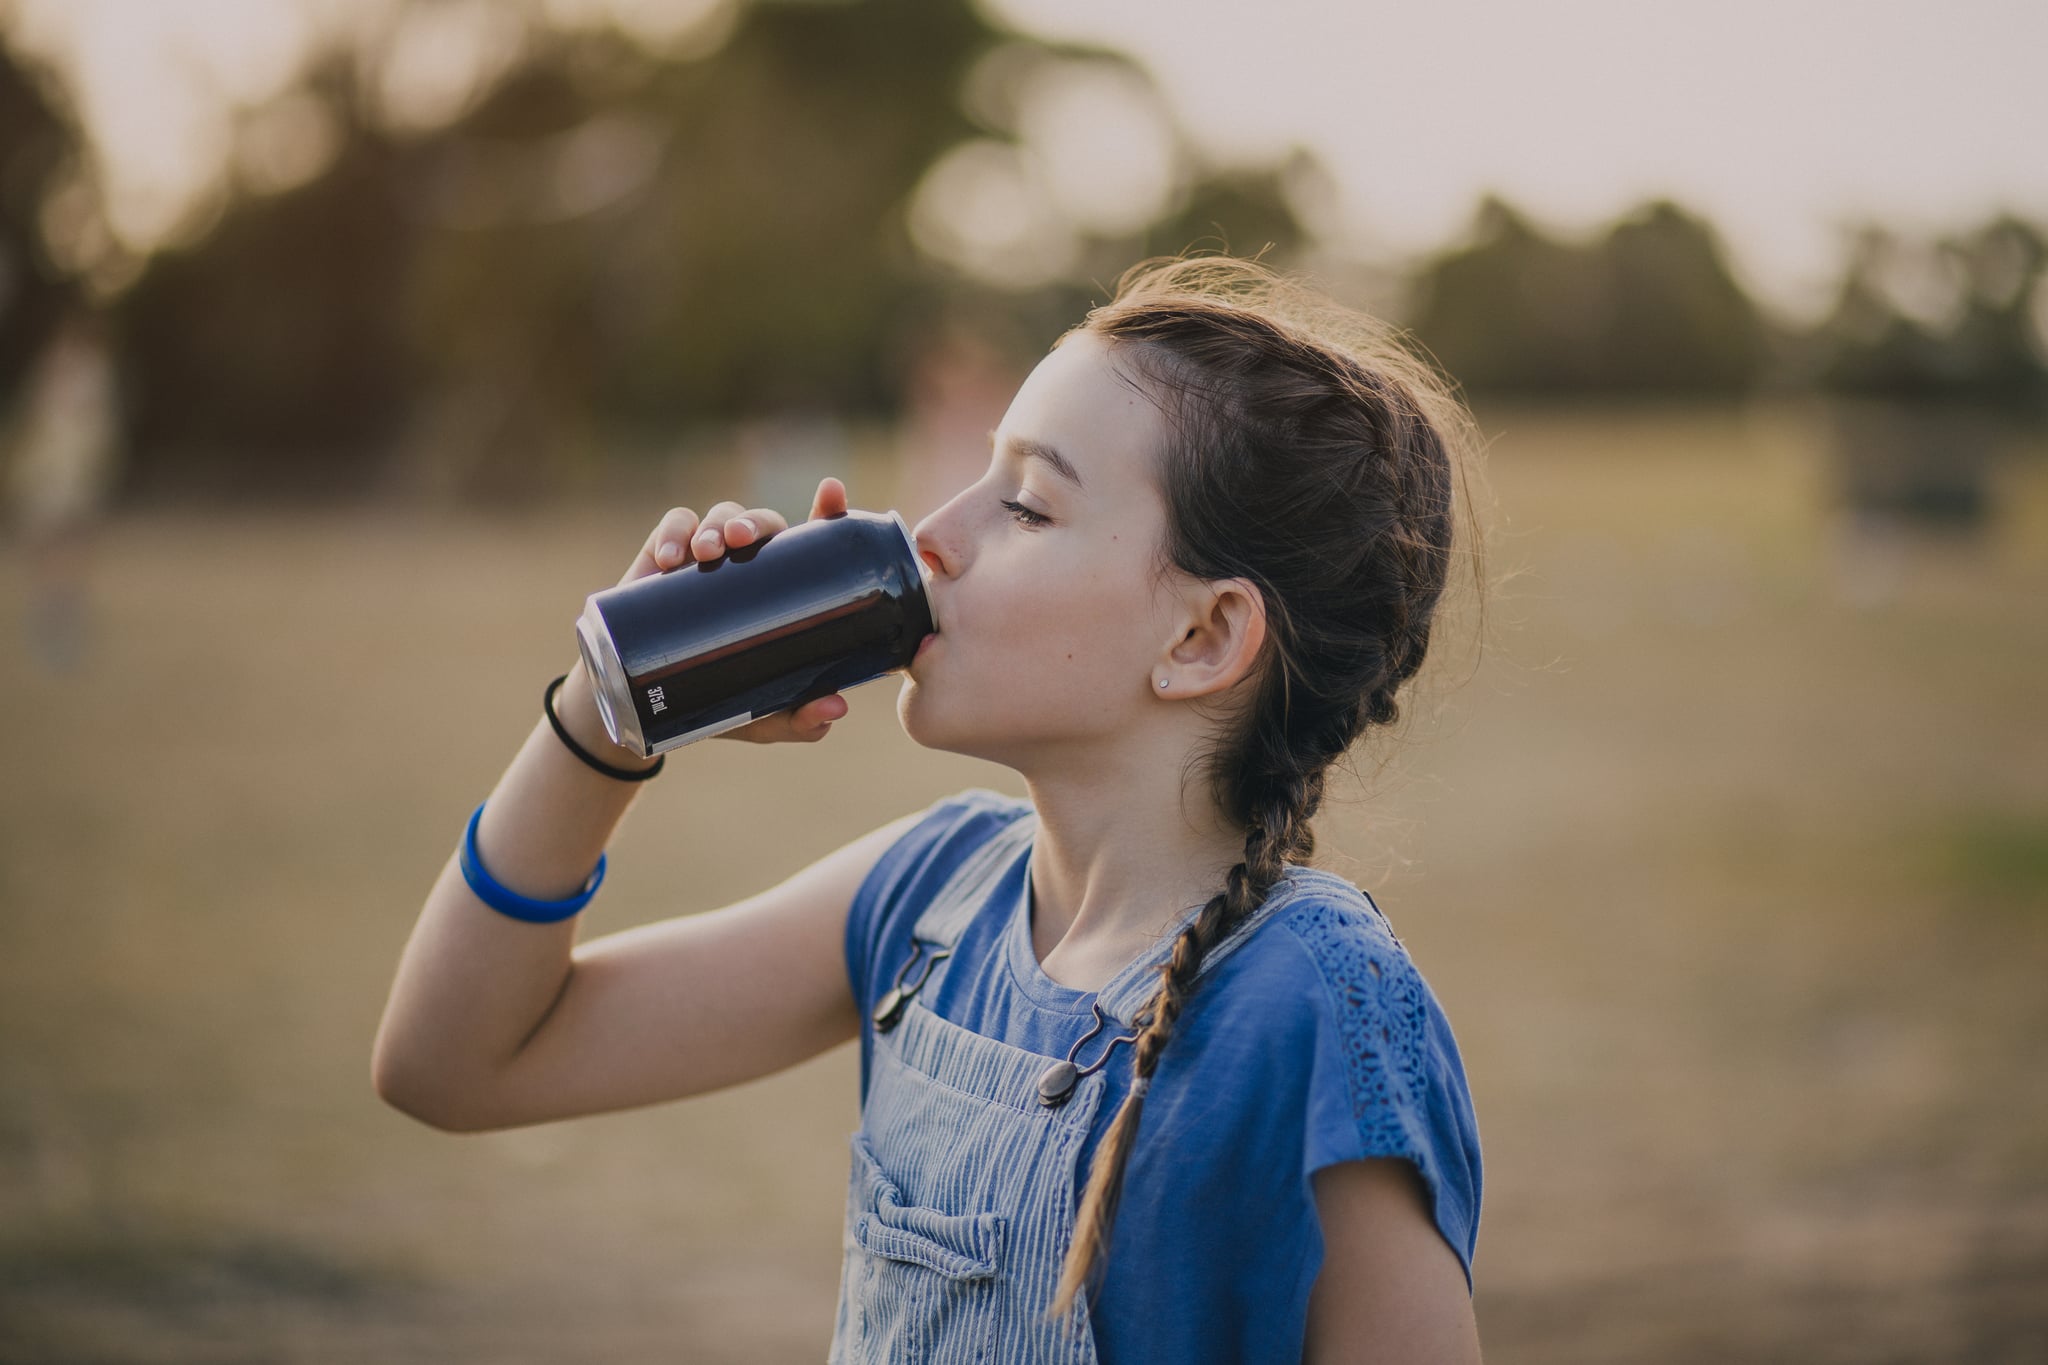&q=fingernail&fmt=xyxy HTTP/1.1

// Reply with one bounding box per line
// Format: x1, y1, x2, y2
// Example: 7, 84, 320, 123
733, 517, 755, 537
658, 541, 680, 563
